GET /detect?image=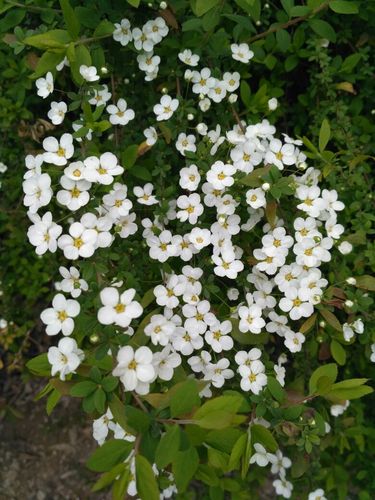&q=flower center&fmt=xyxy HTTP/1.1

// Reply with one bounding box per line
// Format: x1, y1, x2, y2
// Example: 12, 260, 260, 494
70, 186, 81, 198
58, 310, 68, 321
128, 359, 137, 370
73, 237, 83, 248
115, 303, 125, 313
57, 147, 65, 157
293, 299, 302, 307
